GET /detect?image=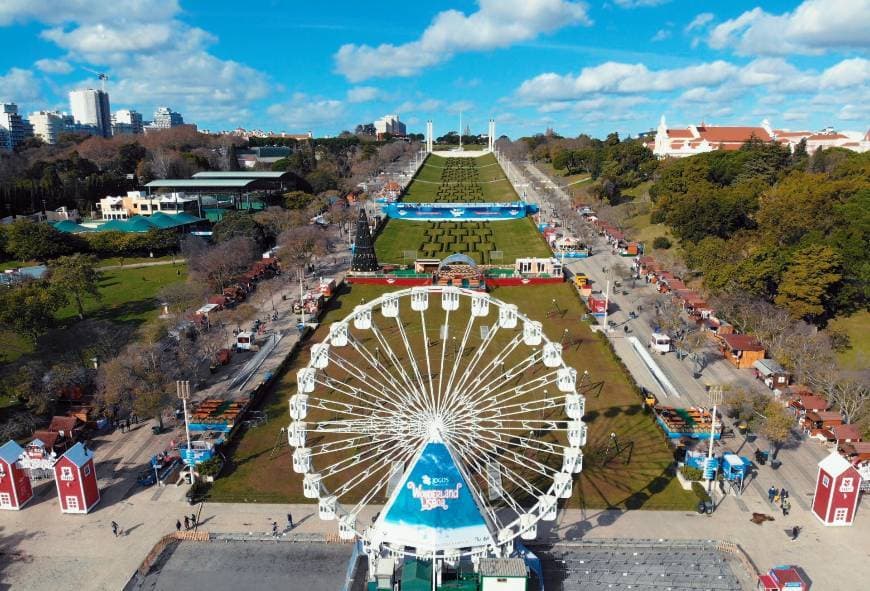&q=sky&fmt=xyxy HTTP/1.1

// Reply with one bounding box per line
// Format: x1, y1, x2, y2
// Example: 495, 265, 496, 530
0, 0, 868, 139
